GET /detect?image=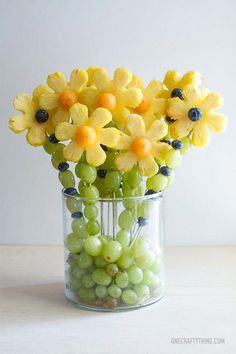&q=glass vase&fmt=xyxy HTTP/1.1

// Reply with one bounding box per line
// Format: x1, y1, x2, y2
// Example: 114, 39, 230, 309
62, 190, 165, 311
